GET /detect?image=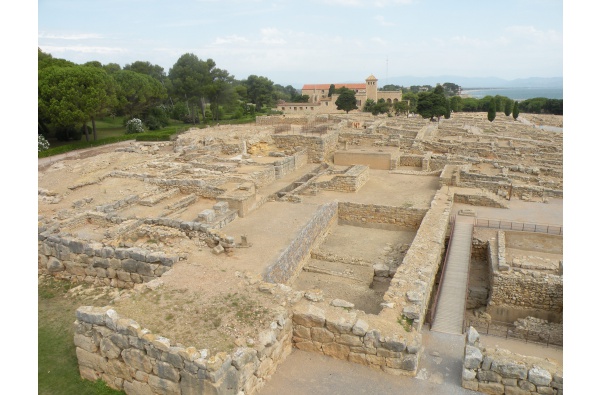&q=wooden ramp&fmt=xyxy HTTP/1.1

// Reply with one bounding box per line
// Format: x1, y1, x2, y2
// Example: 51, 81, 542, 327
431, 218, 473, 335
